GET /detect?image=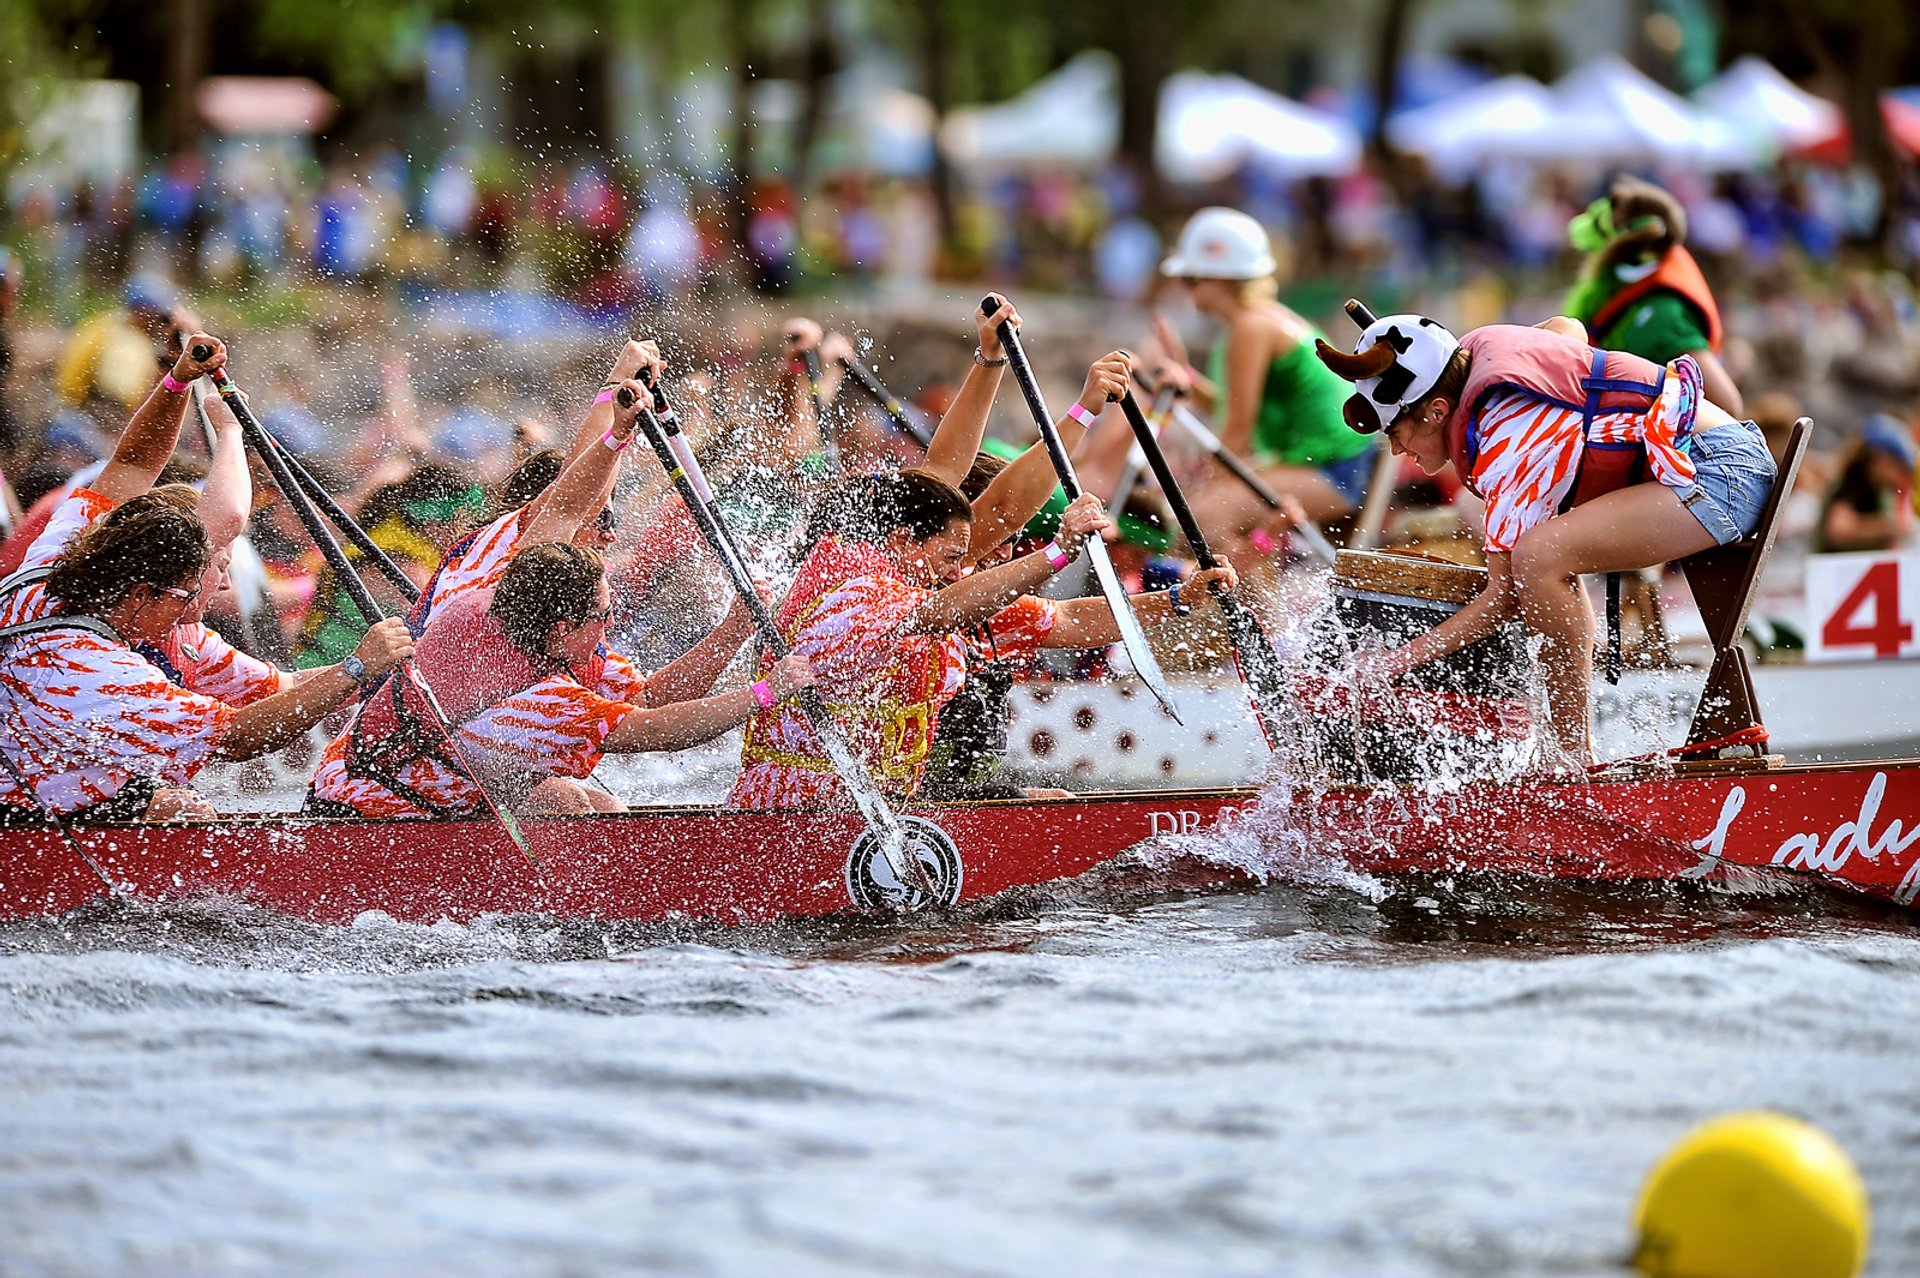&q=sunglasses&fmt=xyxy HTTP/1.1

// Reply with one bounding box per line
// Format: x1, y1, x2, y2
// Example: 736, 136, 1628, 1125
593, 508, 620, 535
575, 604, 613, 628
160, 582, 202, 604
